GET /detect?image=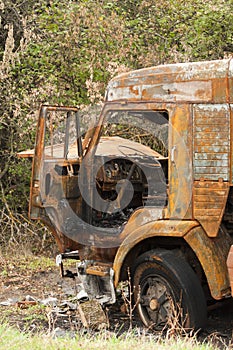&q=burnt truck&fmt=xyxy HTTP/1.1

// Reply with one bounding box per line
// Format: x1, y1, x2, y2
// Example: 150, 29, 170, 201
19, 58, 233, 330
